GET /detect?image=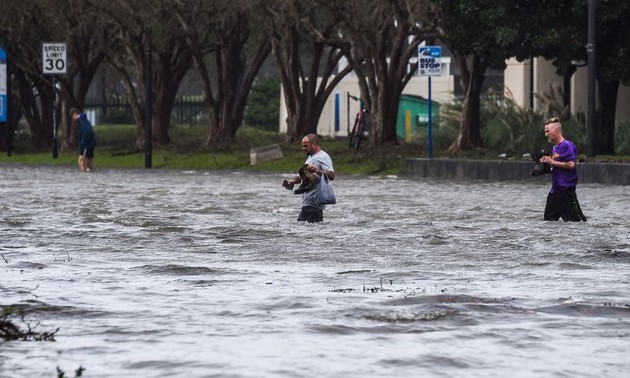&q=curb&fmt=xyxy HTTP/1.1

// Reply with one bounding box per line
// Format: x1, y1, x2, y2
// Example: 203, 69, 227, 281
406, 158, 630, 185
